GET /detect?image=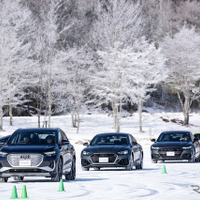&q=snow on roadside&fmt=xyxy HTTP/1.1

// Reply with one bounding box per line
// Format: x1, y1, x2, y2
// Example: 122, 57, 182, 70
0, 112, 200, 200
